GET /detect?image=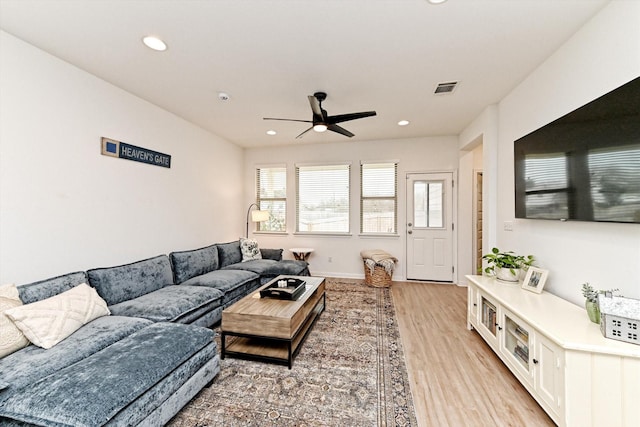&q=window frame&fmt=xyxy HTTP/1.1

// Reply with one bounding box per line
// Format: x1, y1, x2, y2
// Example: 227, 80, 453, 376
255, 165, 287, 233
360, 161, 398, 235
295, 162, 351, 235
